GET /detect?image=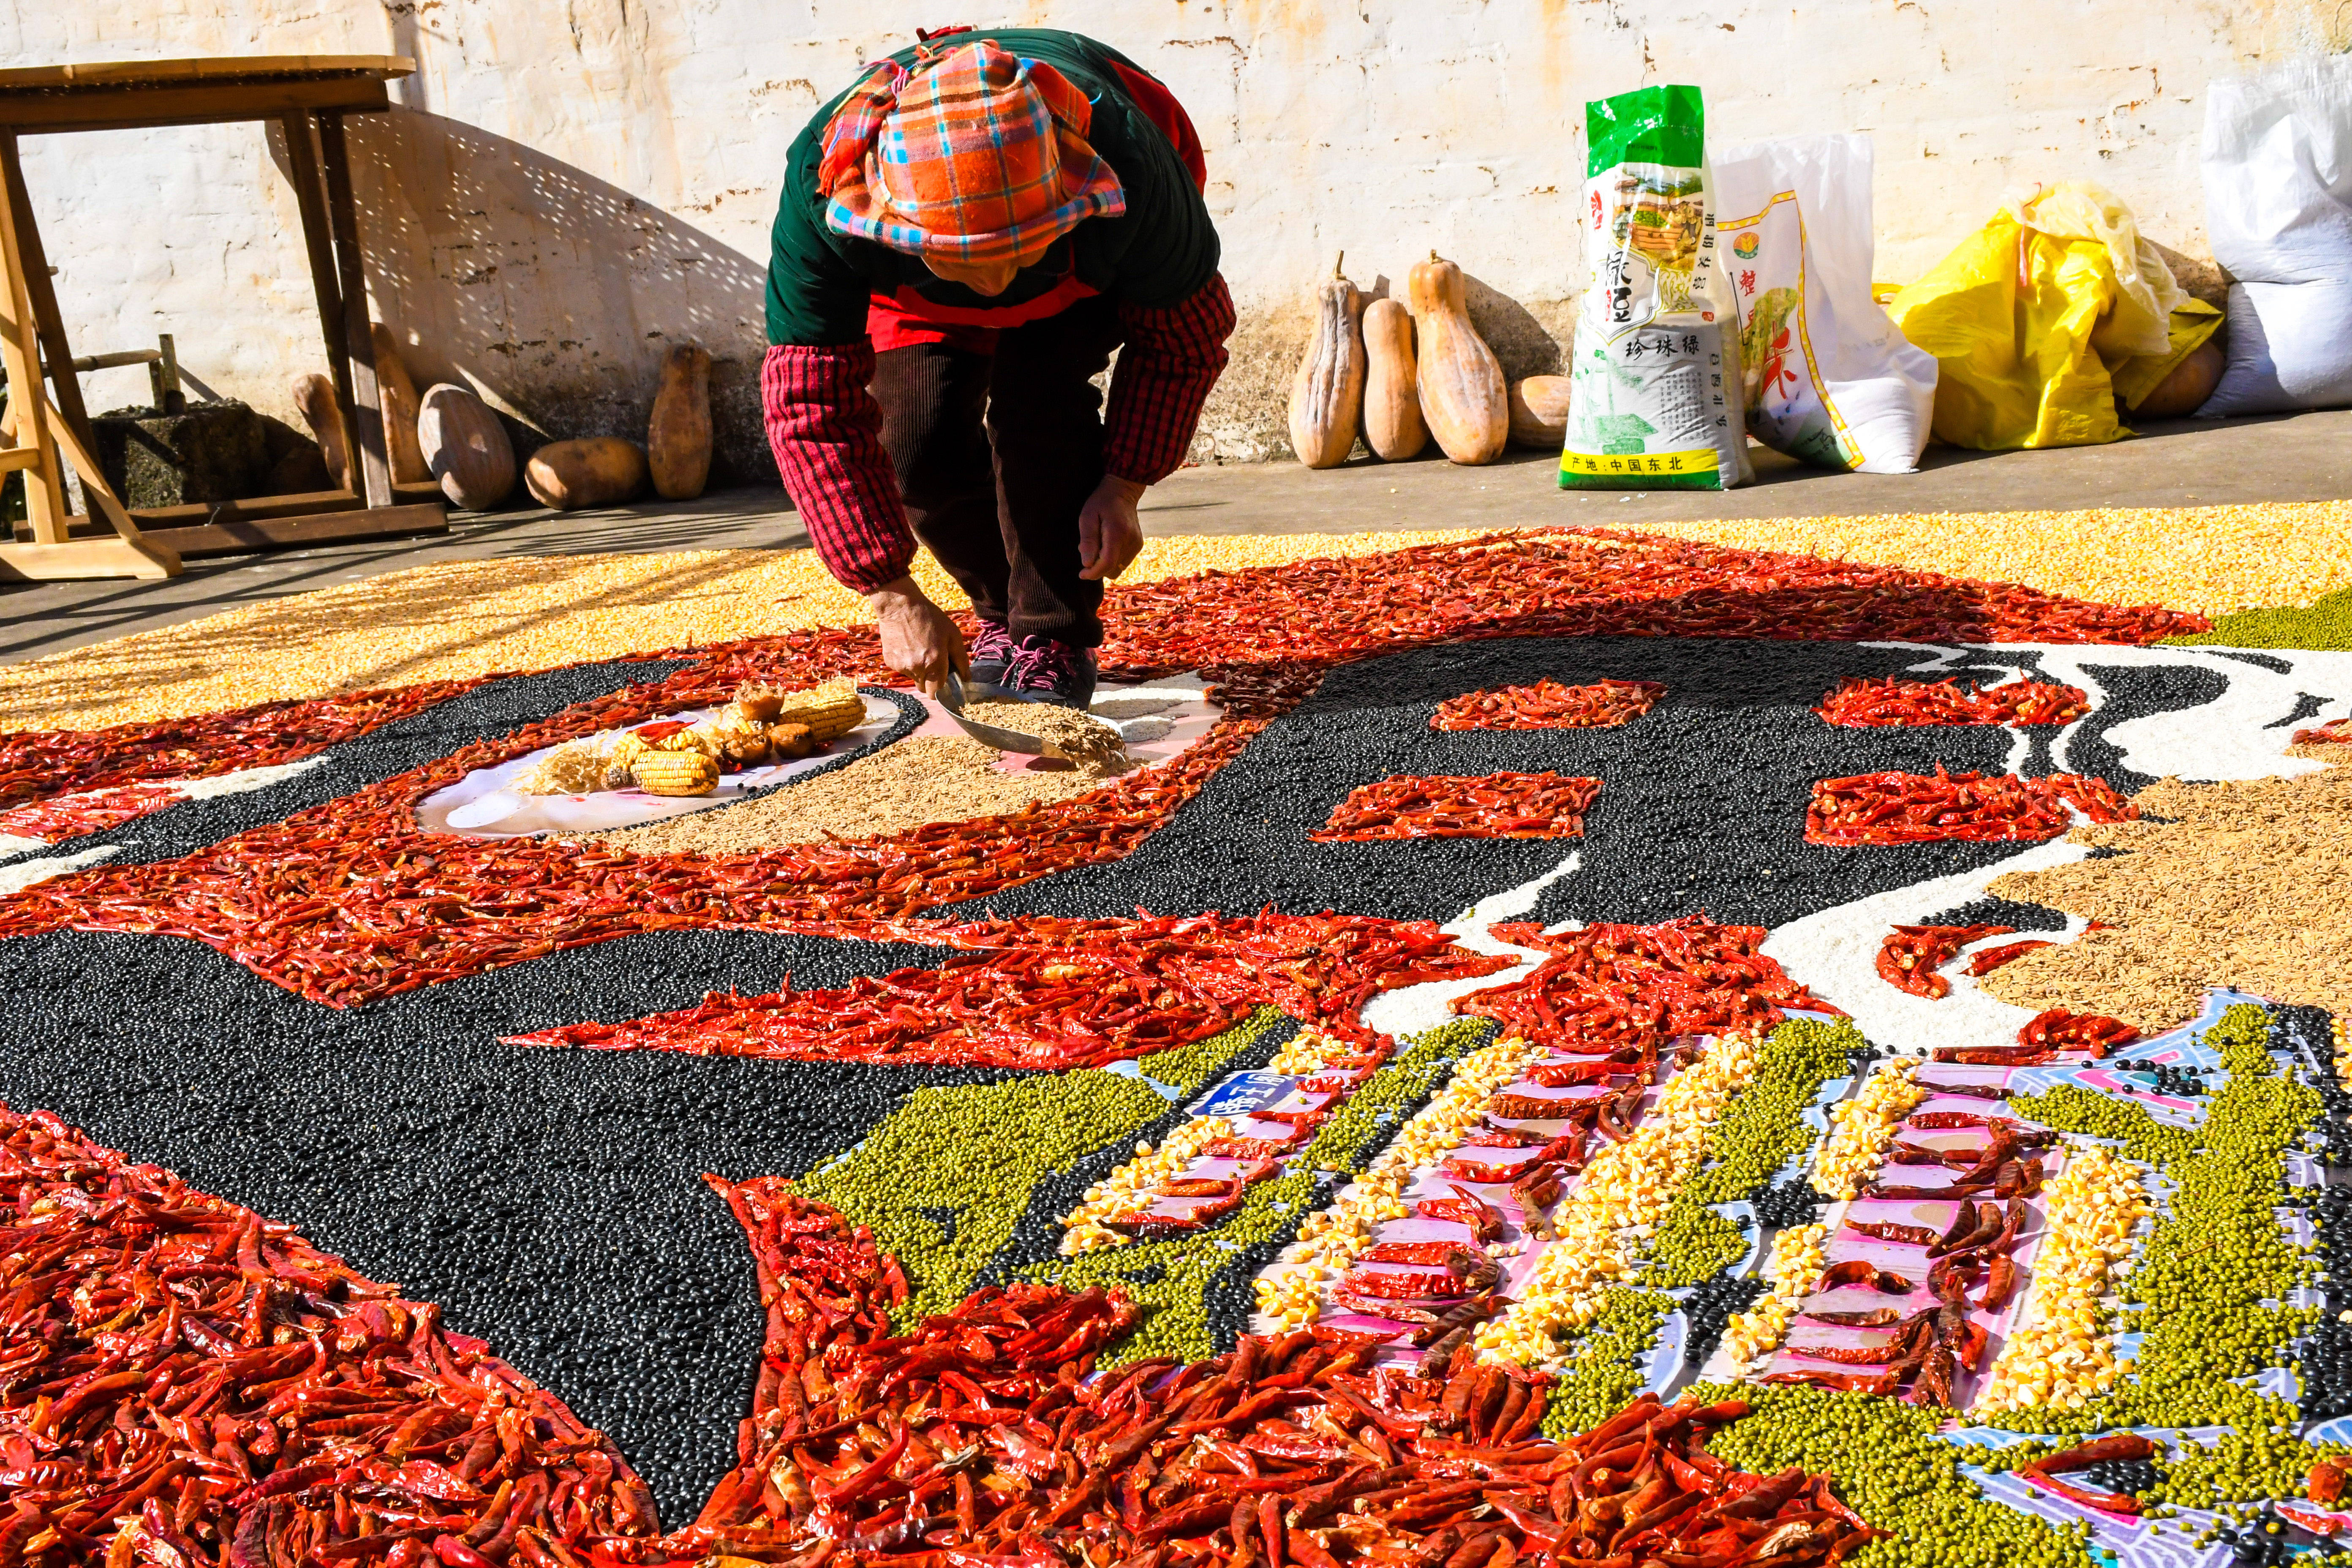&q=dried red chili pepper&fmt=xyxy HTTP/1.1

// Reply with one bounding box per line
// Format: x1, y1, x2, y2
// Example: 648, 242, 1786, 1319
1873, 923, 2013, 999
0, 781, 183, 844
1807, 765, 2137, 847
1964, 938, 2053, 976
1429, 678, 1664, 732
2018, 1007, 2140, 1056
1311, 772, 1602, 842
0, 1105, 657, 1568
1453, 914, 1835, 1056
1815, 676, 2089, 727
